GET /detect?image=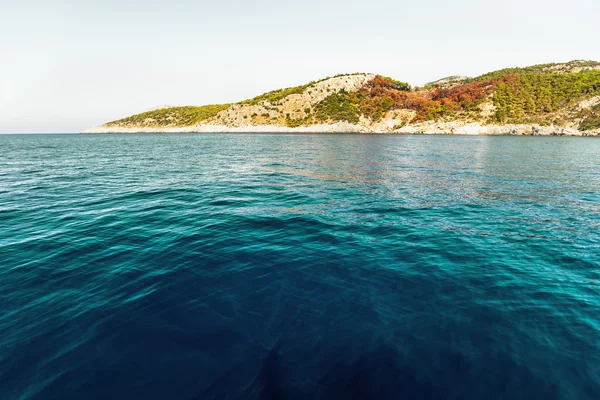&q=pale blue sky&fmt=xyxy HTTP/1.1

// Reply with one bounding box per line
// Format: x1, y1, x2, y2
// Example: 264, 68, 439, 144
1, 0, 599, 133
